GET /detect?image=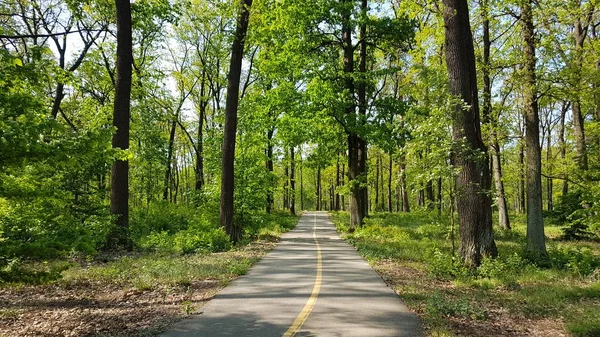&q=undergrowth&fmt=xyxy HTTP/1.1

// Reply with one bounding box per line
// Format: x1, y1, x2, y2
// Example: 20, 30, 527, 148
330, 211, 600, 337
0, 208, 298, 286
